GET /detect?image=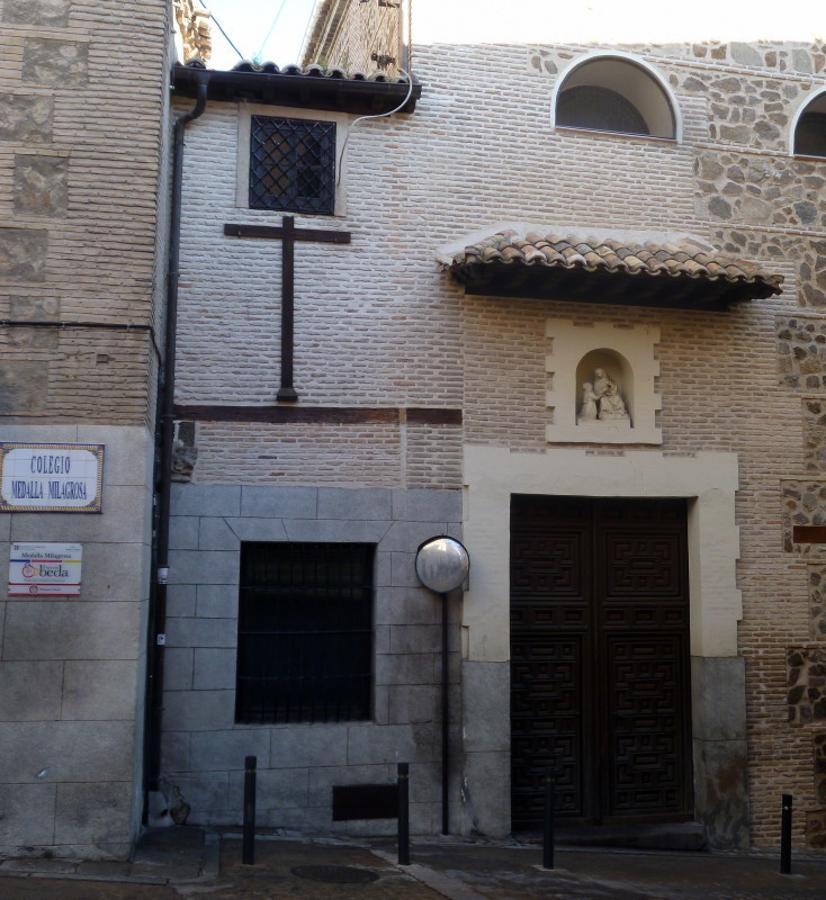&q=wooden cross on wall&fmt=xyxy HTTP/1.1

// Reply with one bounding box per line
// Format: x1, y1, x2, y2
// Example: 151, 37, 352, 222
224, 216, 352, 401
